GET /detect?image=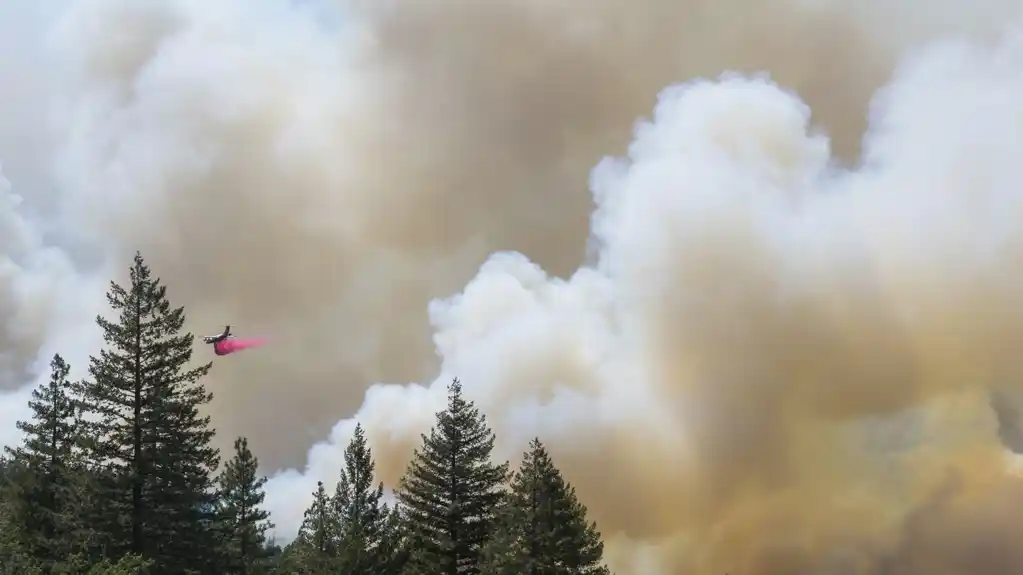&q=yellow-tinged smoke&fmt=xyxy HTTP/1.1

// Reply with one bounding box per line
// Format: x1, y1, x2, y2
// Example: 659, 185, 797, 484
5, 0, 1023, 573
